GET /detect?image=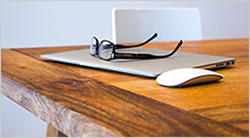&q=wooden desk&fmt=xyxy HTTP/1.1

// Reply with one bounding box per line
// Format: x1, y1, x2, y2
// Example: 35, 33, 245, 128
1, 39, 249, 137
